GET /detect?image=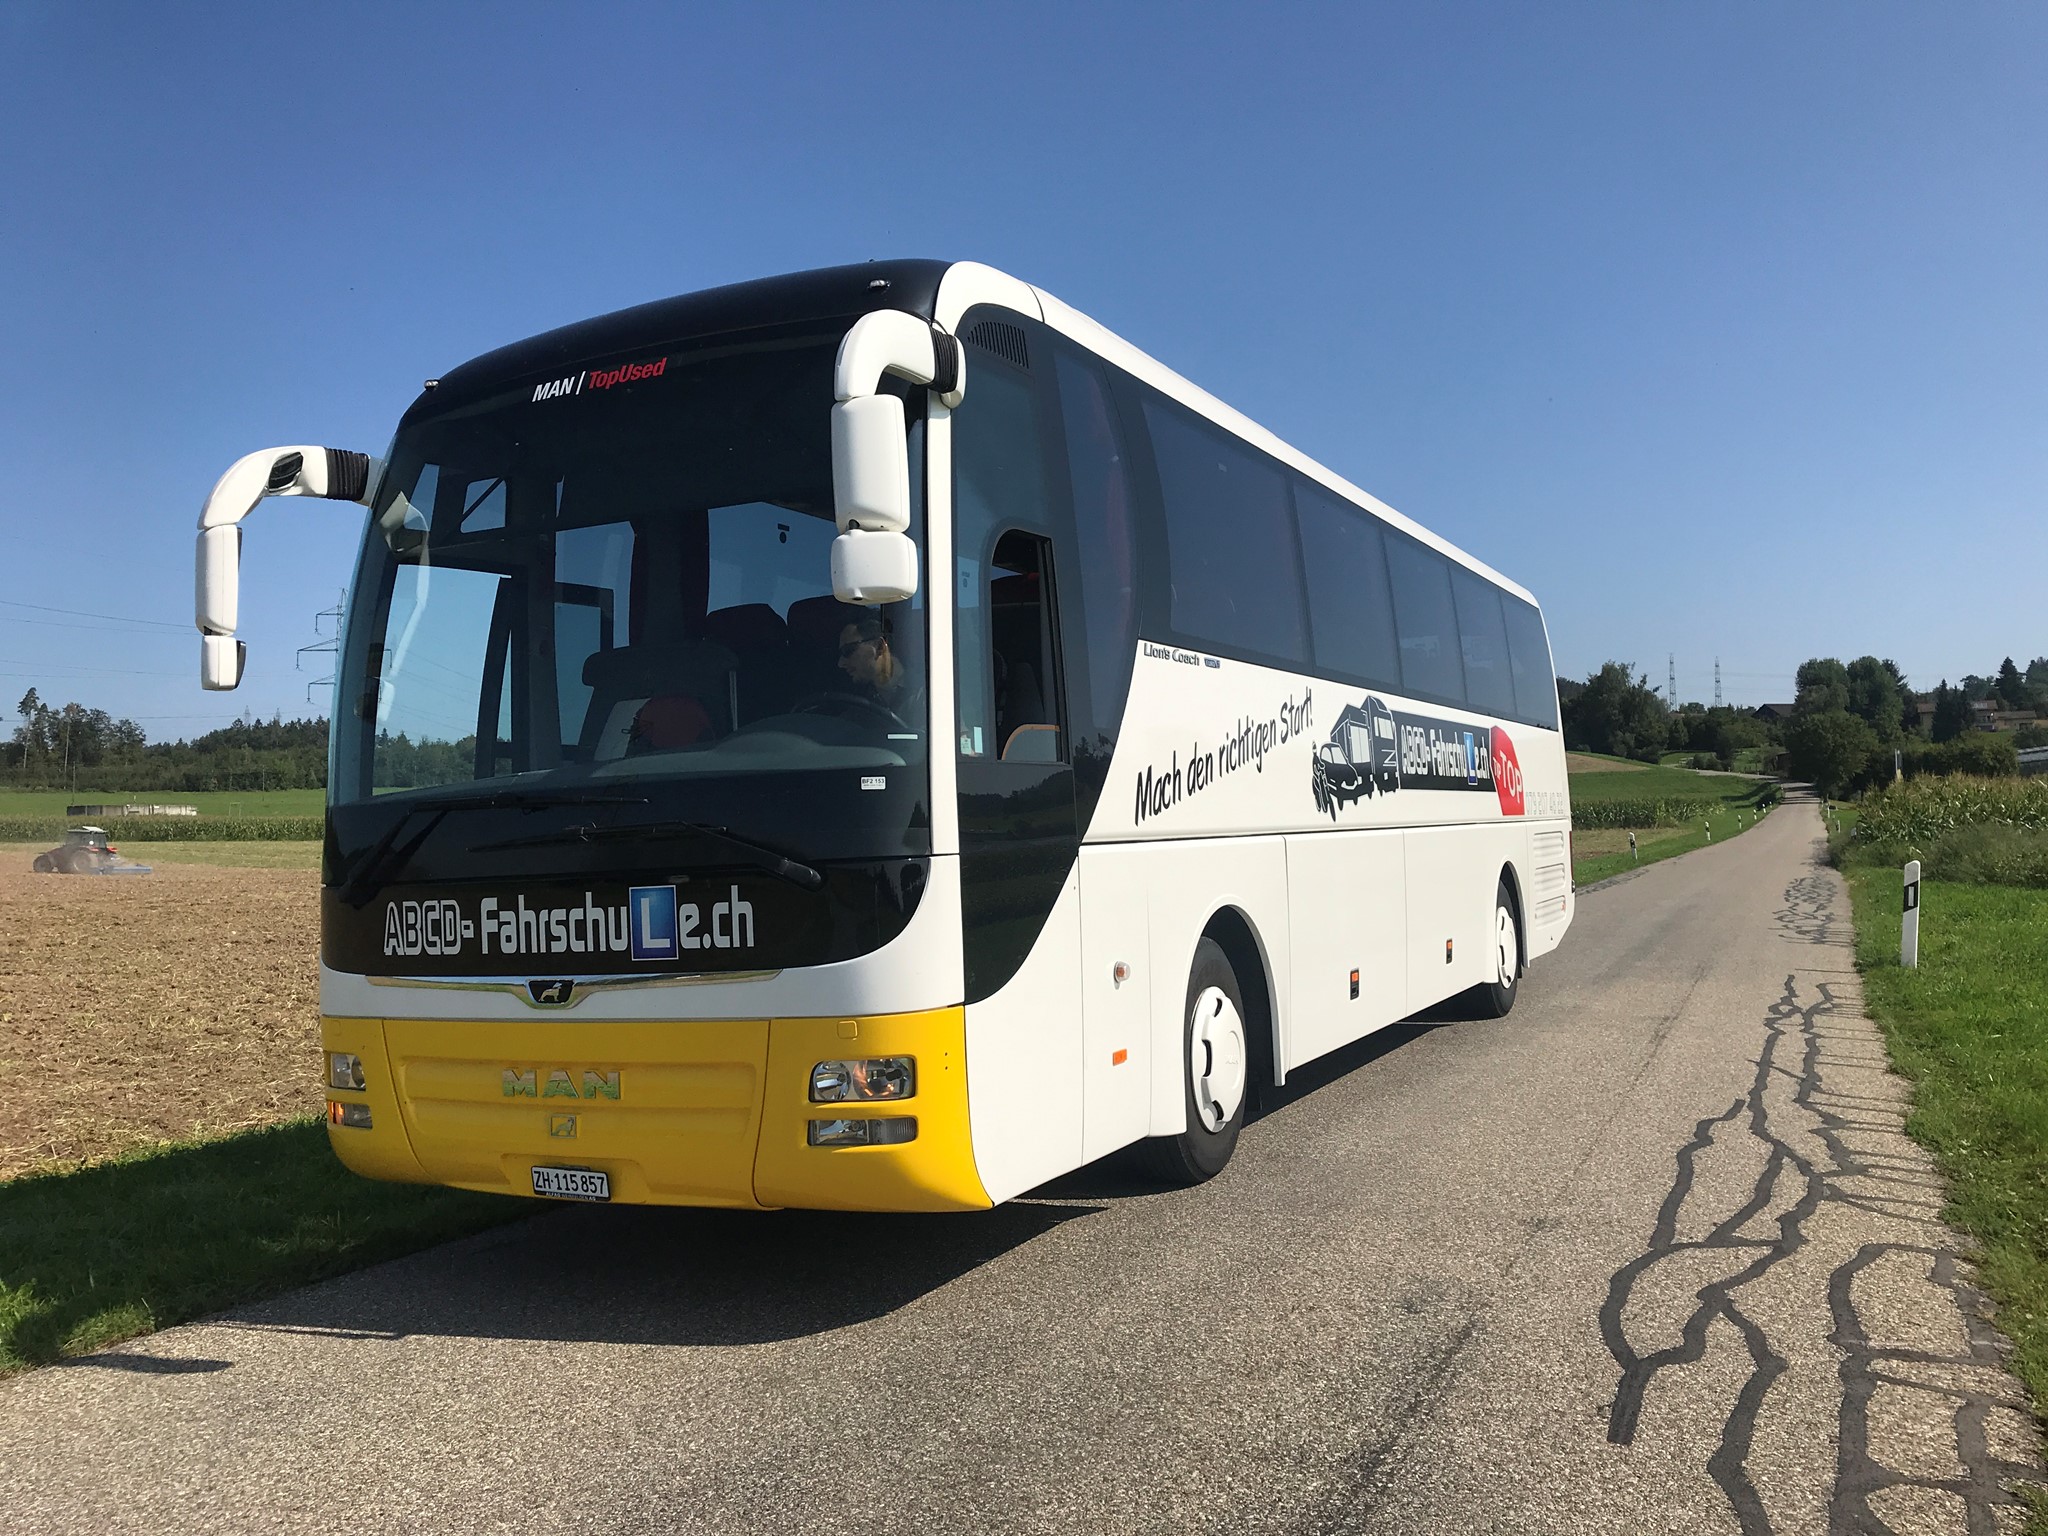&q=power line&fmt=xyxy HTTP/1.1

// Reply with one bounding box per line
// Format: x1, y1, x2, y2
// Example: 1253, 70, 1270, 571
0, 598, 188, 632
